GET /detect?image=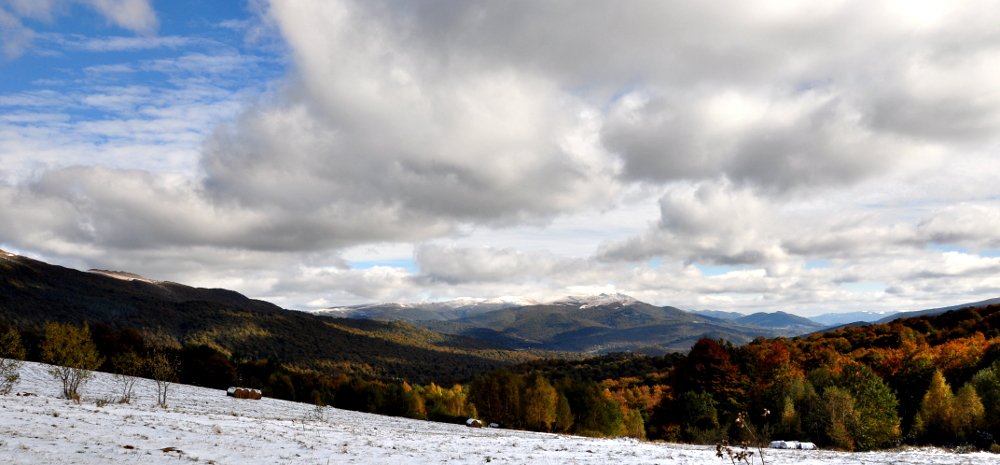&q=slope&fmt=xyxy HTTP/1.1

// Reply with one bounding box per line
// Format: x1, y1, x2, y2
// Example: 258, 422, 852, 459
874, 297, 1000, 324
0, 250, 548, 384
7, 361, 980, 465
